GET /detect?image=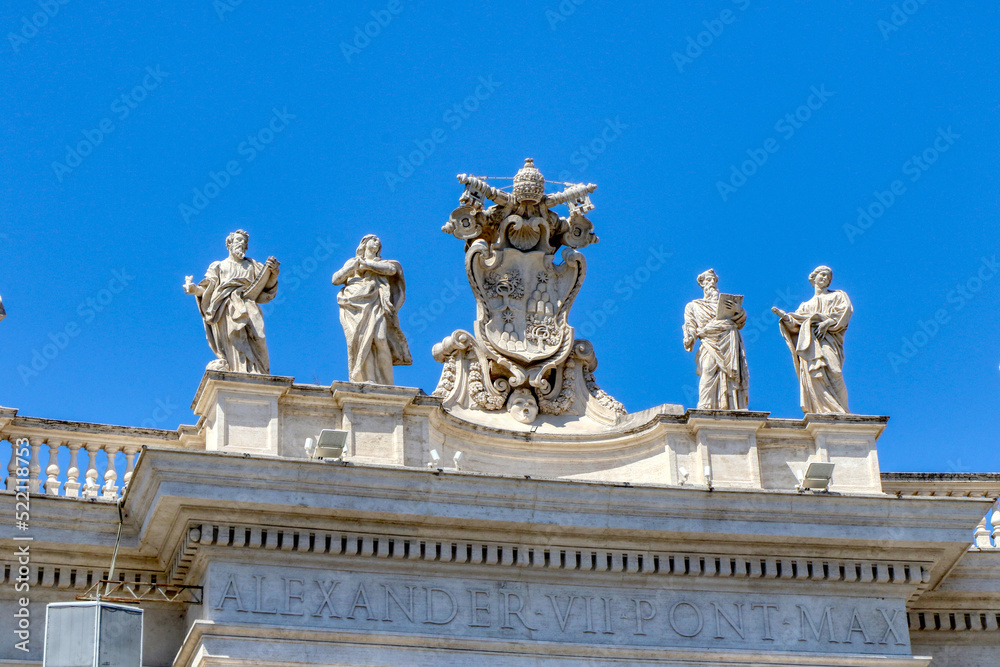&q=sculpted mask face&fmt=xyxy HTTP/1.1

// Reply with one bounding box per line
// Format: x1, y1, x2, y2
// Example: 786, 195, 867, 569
507, 389, 538, 424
